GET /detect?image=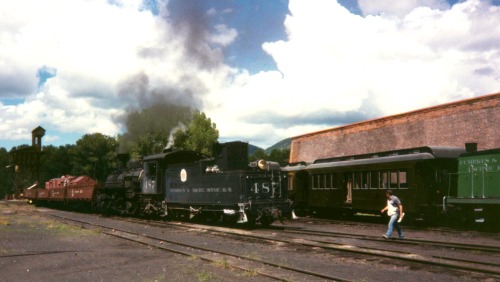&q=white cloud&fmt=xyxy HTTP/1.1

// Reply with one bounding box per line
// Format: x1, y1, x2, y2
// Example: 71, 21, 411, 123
207, 0, 500, 147
0, 0, 233, 144
358, 0, 450, 17
1, 0, 500, 150
210, 24, 238, 46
